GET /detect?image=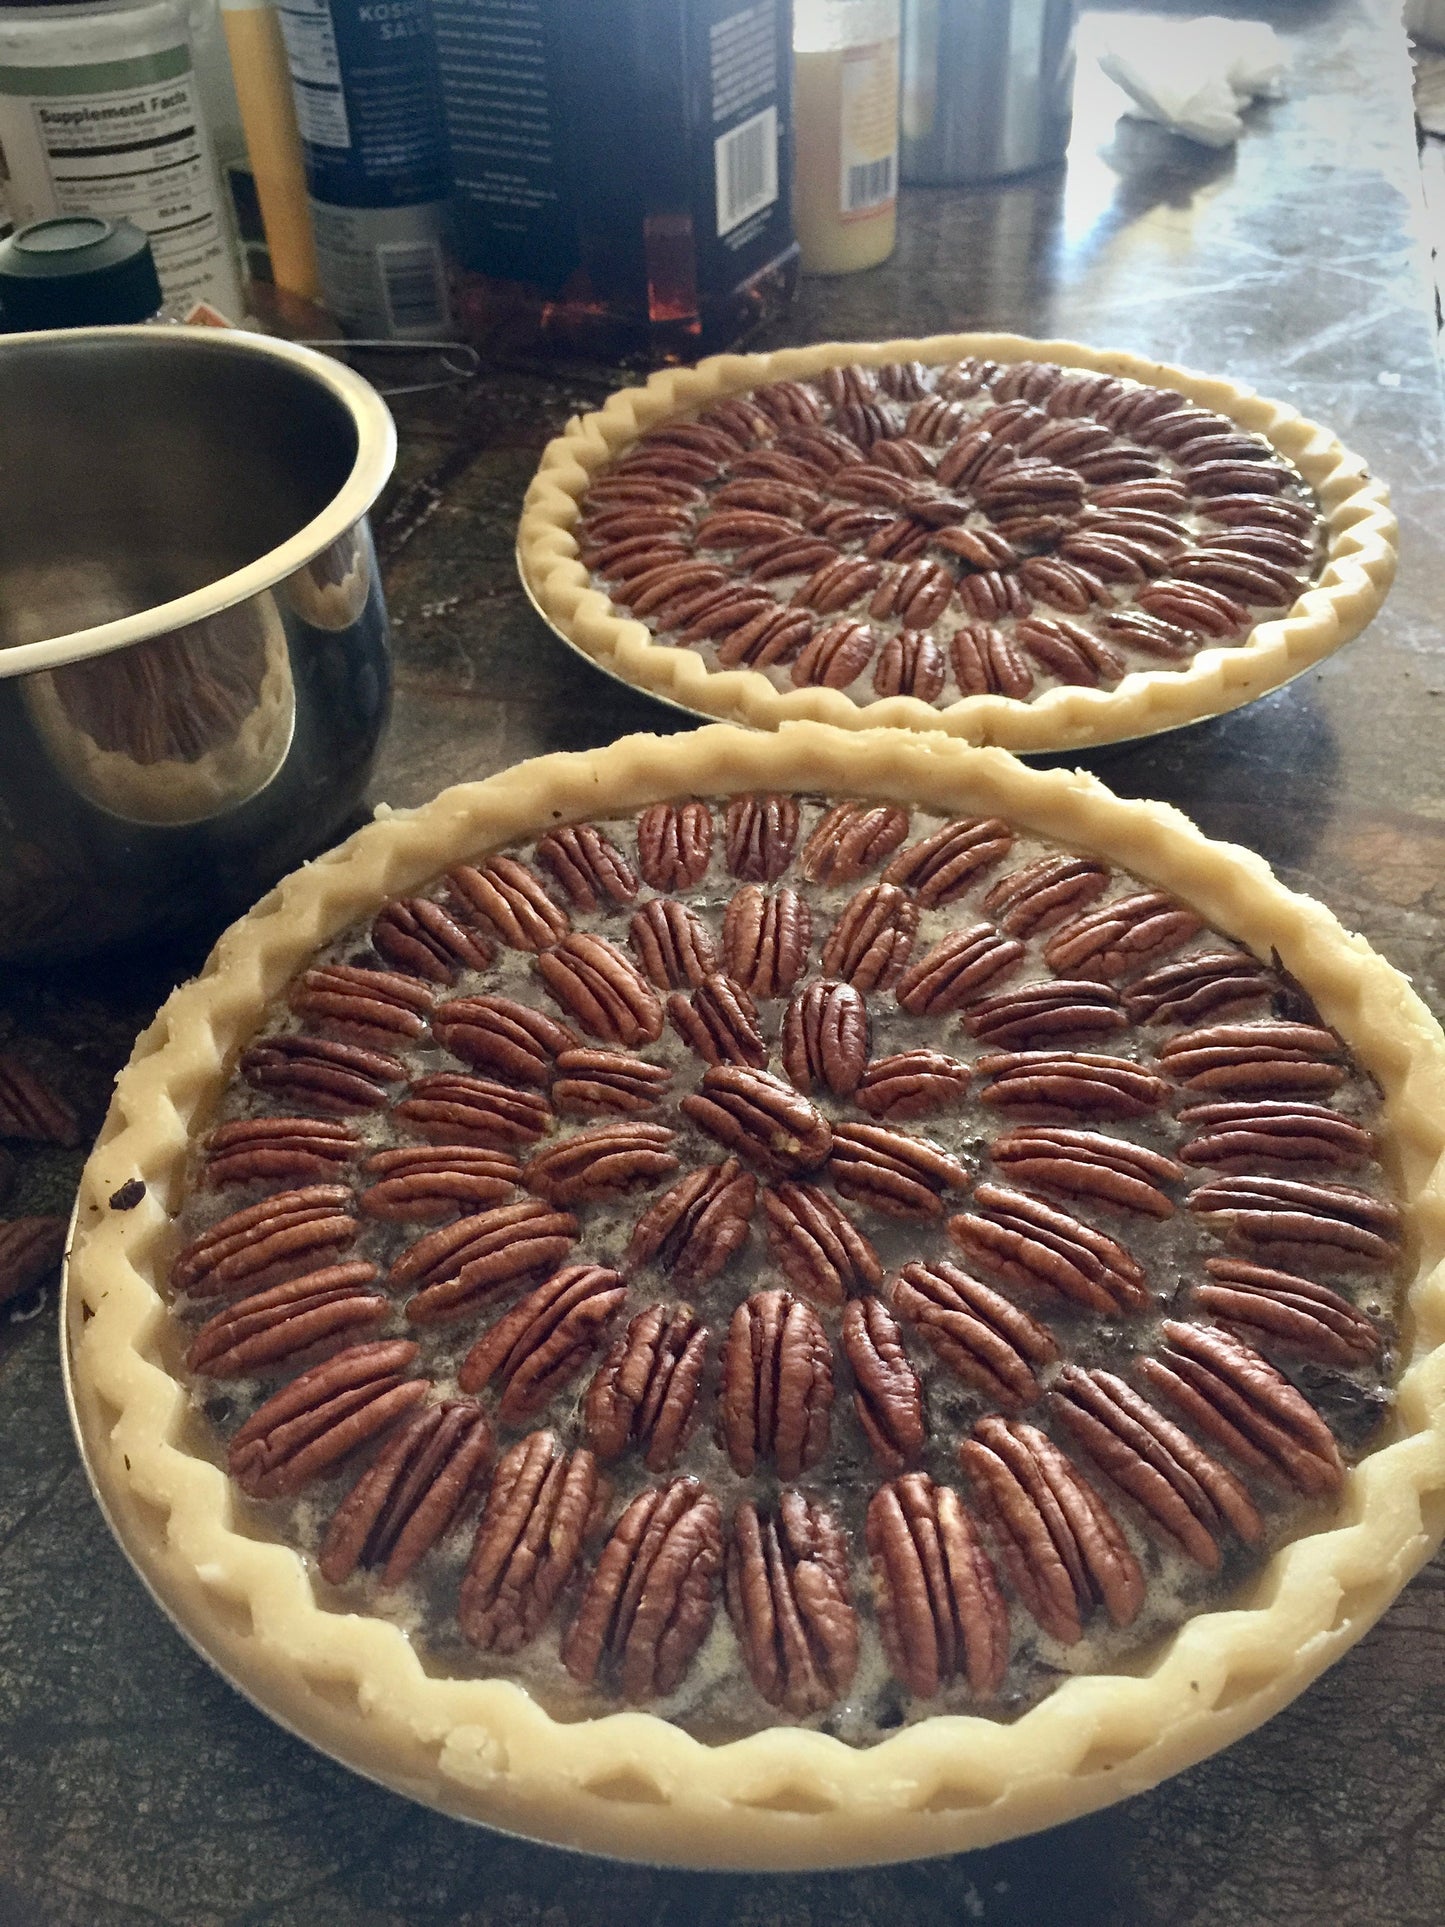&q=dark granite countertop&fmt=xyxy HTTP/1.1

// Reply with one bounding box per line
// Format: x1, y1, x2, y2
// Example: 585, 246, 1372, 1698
4, 3, 1444, 1920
